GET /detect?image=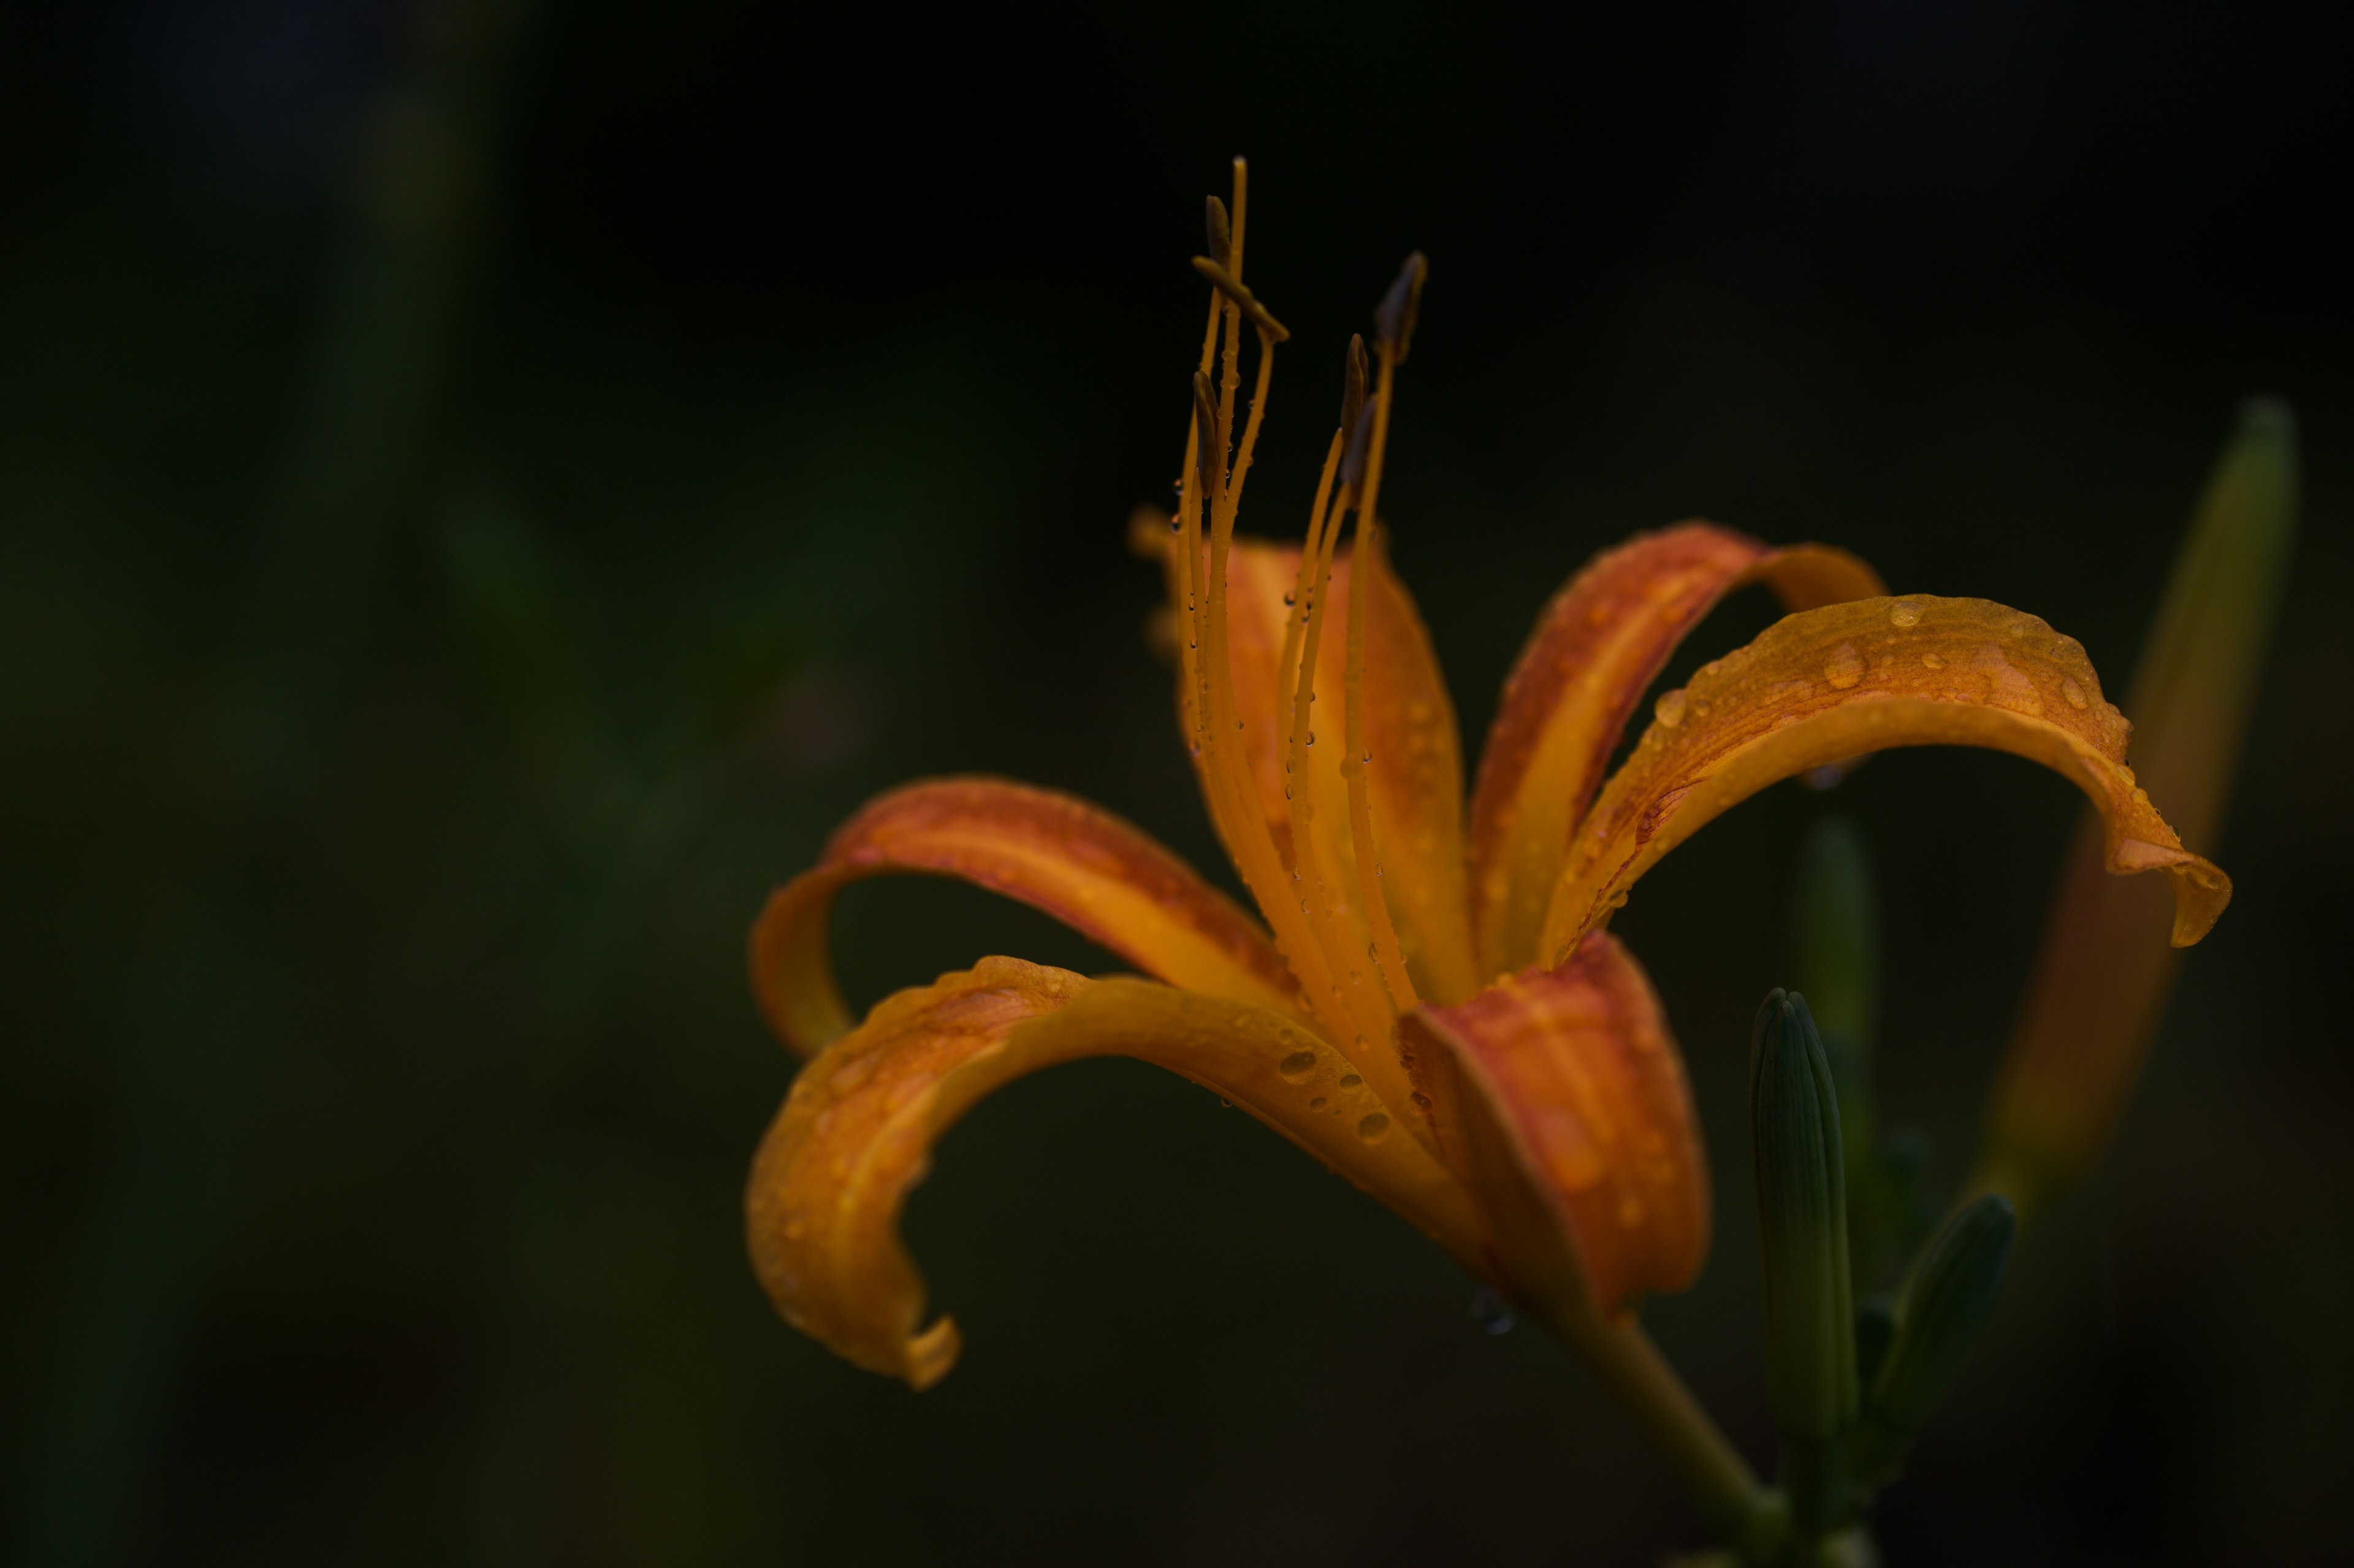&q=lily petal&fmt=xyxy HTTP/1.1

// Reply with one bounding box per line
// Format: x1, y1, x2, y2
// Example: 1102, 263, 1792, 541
750, 778, 1306, 1056
1400, 935, 1708, 1317
1151, 530, 1480, 1005
1978, 402, 2296, 1212
1537, 595, 2233, 966
1469, 523, 1883, 975
746, 956, 1485, 1387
